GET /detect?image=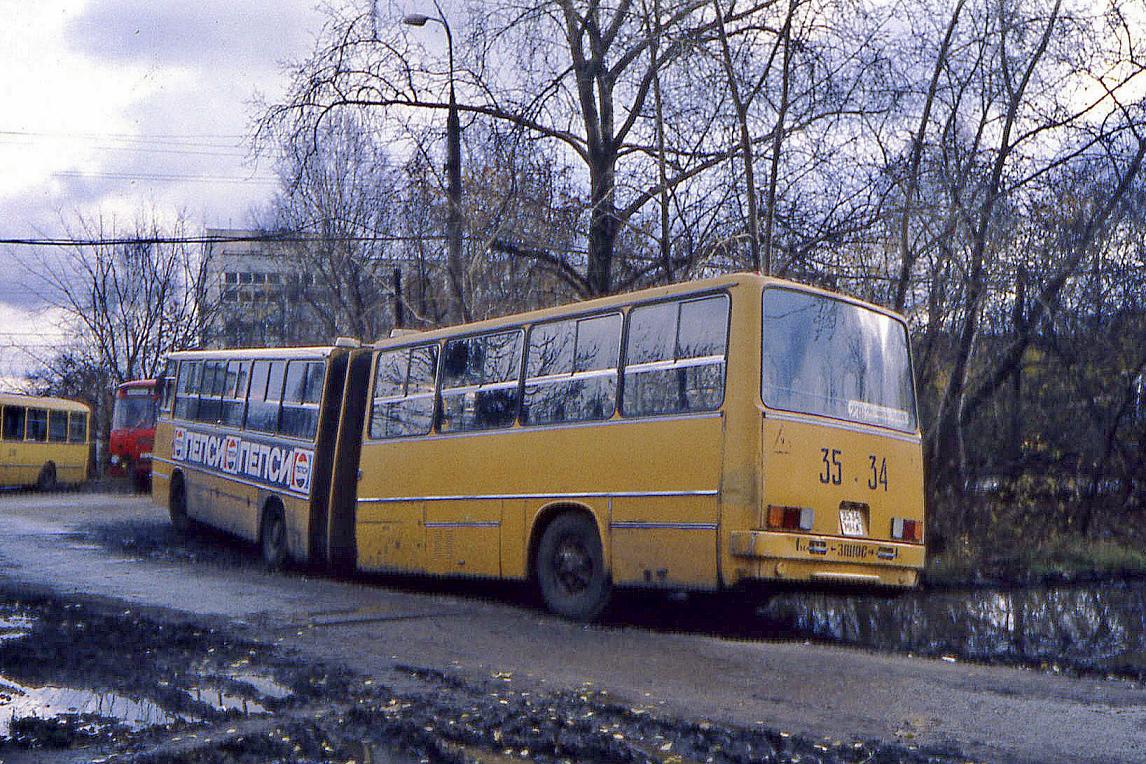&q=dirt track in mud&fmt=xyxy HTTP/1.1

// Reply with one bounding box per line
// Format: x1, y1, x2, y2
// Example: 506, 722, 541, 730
0, 491, 1142, 763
